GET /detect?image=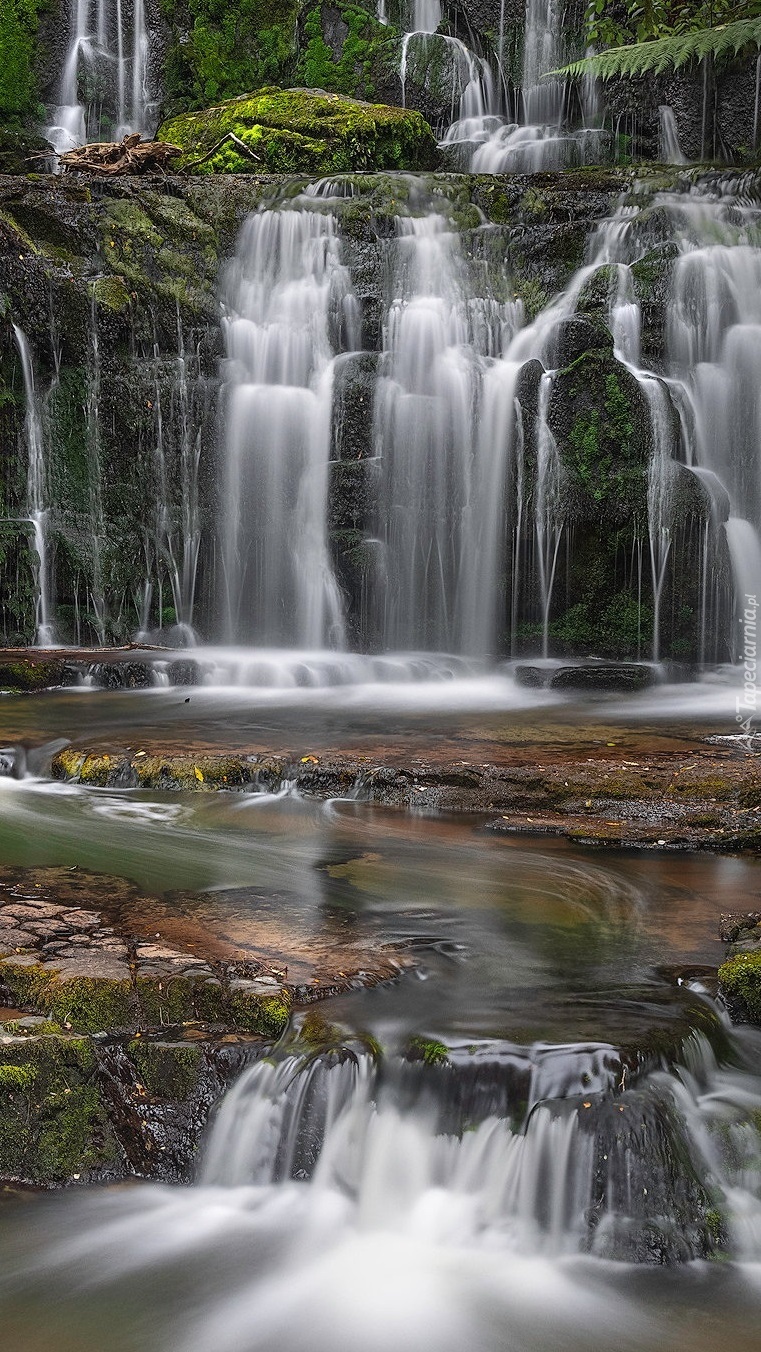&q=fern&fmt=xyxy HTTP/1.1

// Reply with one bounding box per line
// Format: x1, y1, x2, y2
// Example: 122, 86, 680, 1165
554, 17, 761, 82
